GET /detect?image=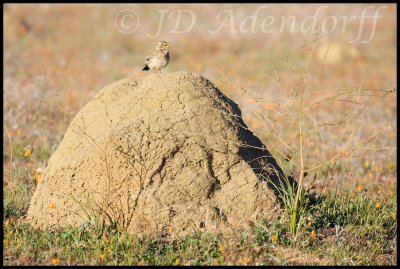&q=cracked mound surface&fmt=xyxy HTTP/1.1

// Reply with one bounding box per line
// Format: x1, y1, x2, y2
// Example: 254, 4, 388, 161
26, 71, 287, 238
